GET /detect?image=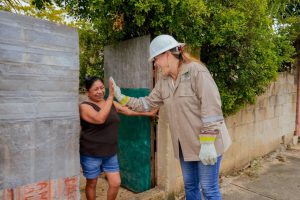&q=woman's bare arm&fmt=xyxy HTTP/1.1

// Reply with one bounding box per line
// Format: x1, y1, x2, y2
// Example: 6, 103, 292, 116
113, 101, 158, 117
